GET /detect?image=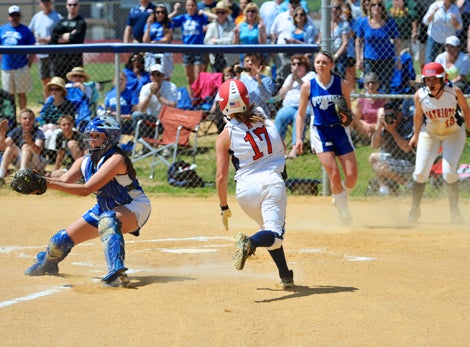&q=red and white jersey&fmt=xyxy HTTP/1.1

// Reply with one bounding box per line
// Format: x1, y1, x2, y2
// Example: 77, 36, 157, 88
227, 107, 285, 182
417, 85, 460, 136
